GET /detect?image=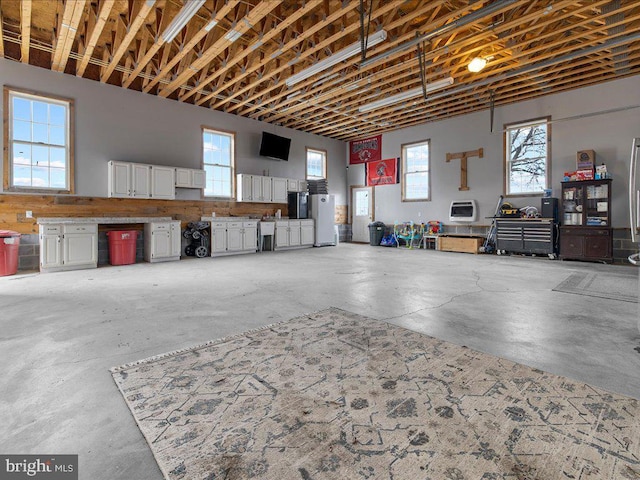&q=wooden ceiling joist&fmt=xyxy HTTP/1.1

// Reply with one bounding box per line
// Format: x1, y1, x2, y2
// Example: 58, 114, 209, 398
20, 0, 31, 63
142, 0, 241, 94
1, 0, 639, 140
51, 0, 87, 72
157, 1, 283, 98
100, 0, 155, 83
179, 0, 323, 103
76, 0, 115, 77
